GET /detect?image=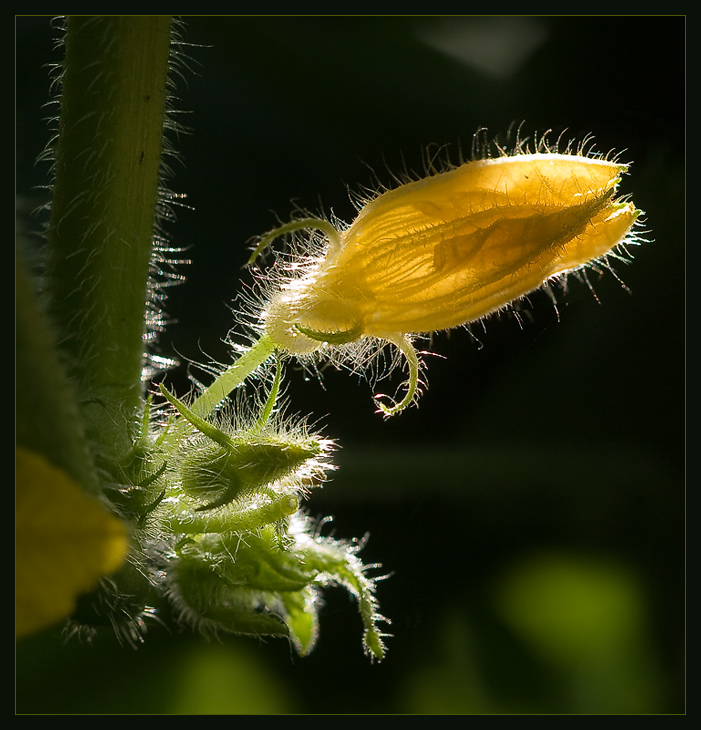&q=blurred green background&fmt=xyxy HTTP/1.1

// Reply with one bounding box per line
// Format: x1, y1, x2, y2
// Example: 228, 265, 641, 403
16, 16, 684, 714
